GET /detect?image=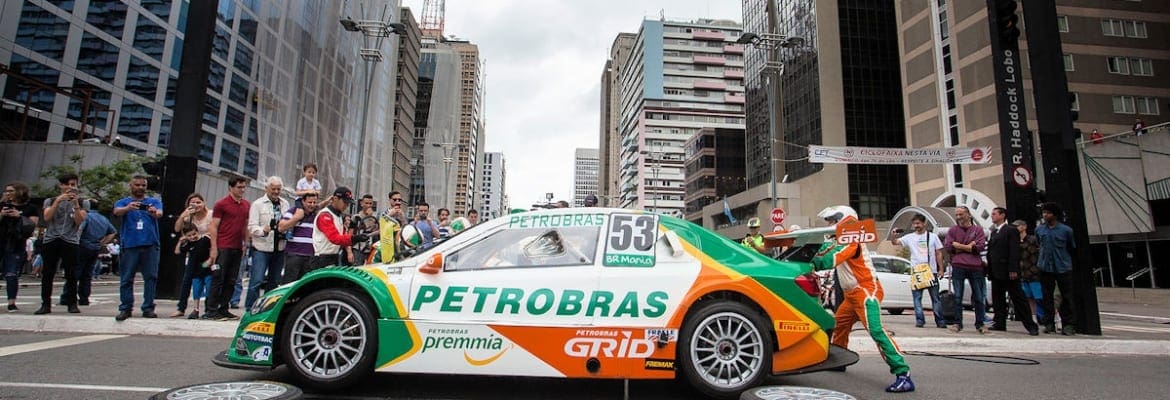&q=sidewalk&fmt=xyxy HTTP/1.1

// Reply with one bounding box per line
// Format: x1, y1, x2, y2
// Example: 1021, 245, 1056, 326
3, 278, 1168, 356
